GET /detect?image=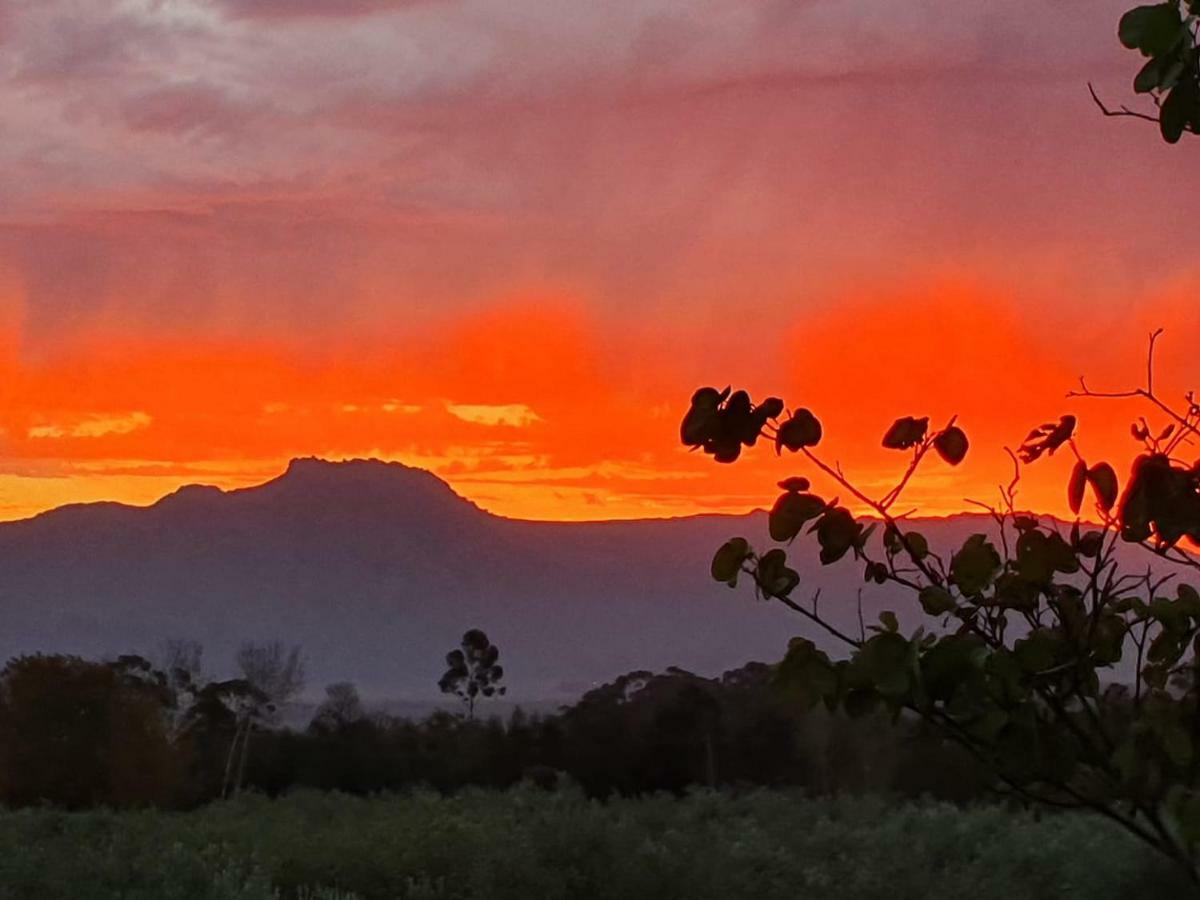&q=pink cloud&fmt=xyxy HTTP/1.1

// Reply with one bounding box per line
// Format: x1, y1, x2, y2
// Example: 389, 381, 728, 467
120, 82, 265, 138
0, 0, 1183, 351
10, 7, 179, 85
211, 0, 439, 20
